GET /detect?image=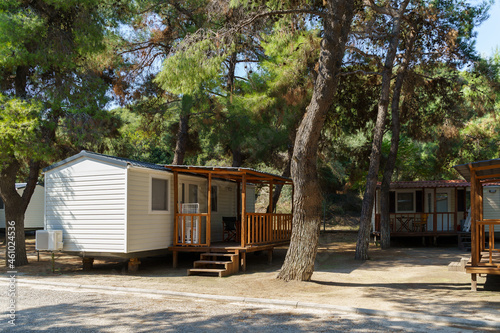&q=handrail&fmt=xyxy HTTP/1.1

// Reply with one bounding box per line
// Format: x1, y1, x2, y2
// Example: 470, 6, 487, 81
244, 213, 292, 246
375, 212, 458, 233
175, 213, 208, 246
